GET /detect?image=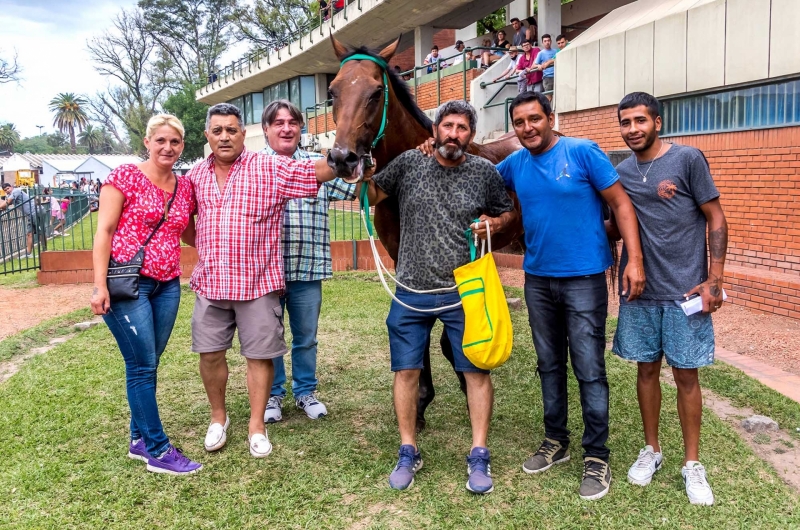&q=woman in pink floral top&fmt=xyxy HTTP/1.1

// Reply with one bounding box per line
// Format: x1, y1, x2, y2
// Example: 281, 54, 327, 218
91, 114, 201, 475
